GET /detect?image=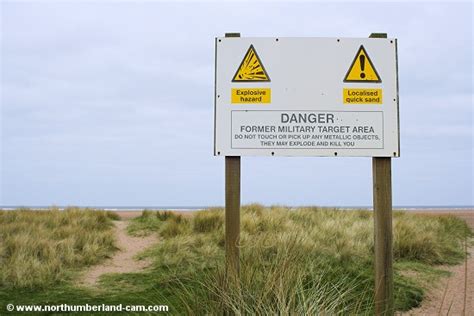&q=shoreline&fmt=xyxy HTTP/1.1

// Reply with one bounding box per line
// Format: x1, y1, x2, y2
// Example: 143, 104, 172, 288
2, 206, 473, 221
1, 207, 472, 212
